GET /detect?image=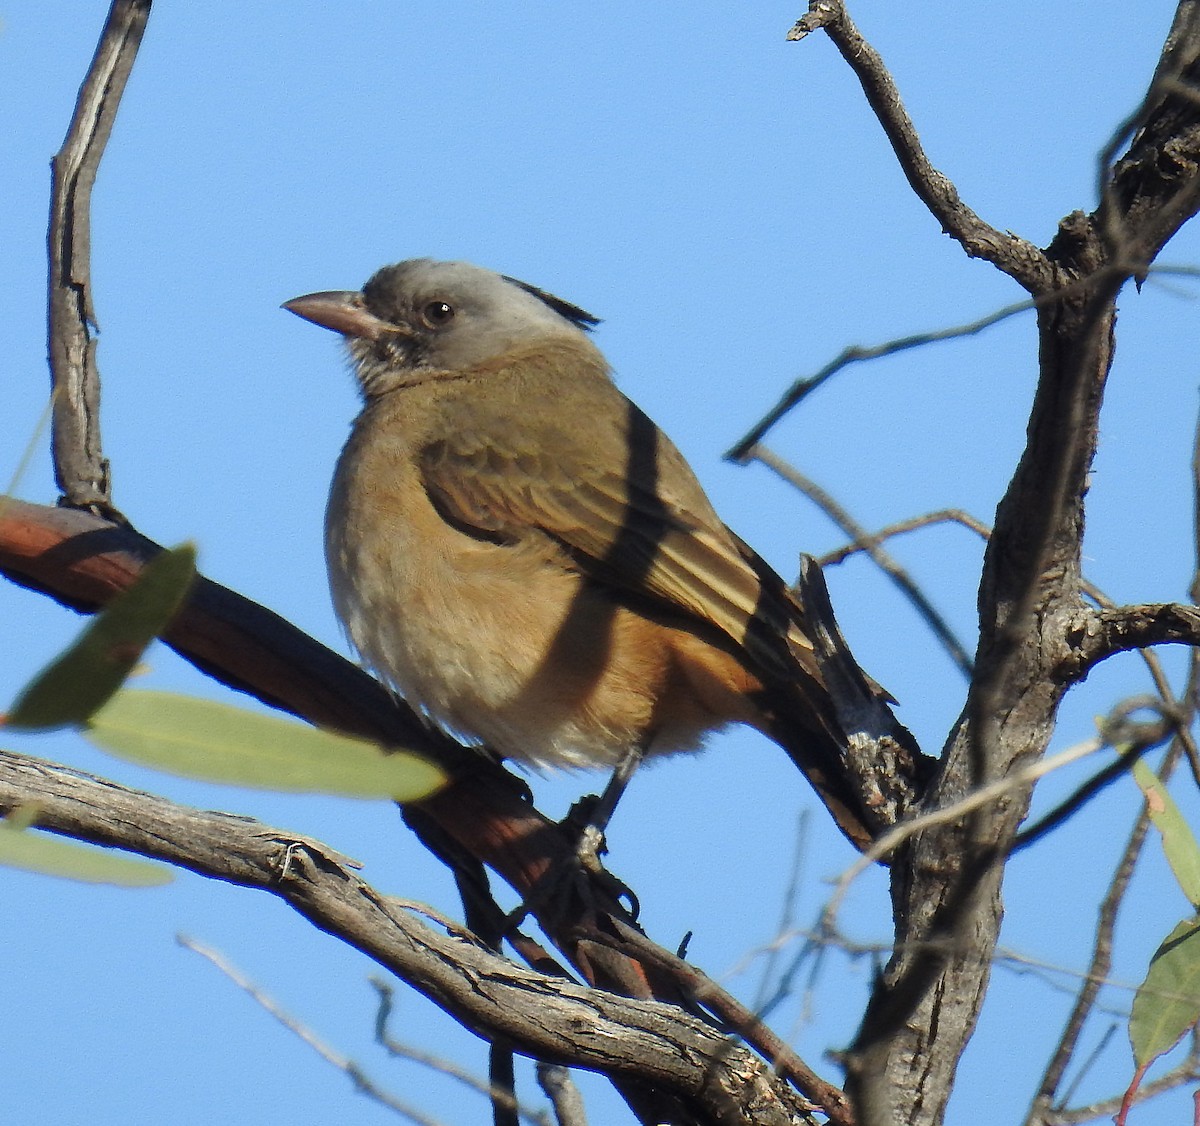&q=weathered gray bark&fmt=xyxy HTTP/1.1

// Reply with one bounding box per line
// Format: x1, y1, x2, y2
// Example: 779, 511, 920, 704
837, 2, 1200, 1118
